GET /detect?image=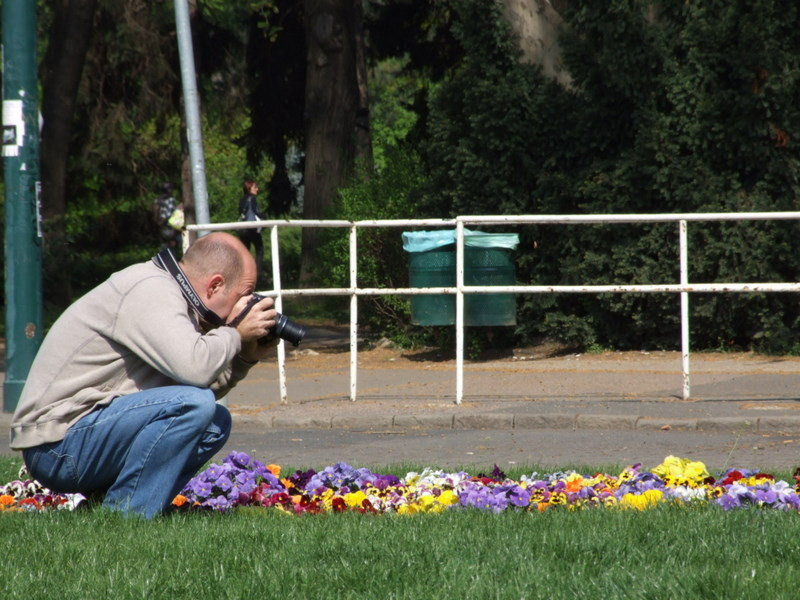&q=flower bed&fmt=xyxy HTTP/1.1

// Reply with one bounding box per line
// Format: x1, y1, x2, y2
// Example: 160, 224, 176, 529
3, 453, 800, 514
0, 471, 85, 512
173, 453, 800, 514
